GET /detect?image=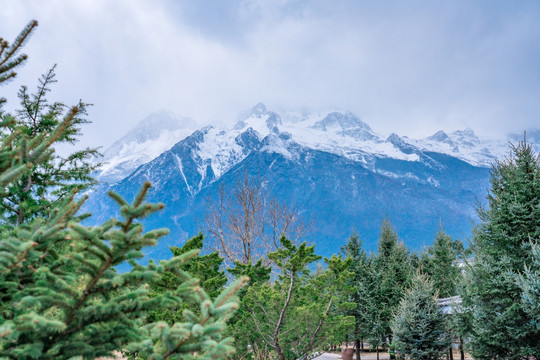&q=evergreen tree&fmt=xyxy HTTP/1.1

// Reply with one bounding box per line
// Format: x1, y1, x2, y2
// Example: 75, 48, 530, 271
0, 20, 38, 101
0, 21, 246, 359
420, 229, 466, 298
0, 178, 246, 359
420, 229, 468, 360
516, 242, 540, 327
342, 233, 373, 360
463, 141, 540, 359
146, 232, 227, 324
261, 237, 320, 360
0, 65, 100, 226
226, 258, 272, 359
391, 273, 450, 360
235, 237, 353, 360
300, 254, 355, 354
229, 258, 272, 289
371, 221, 415, 349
